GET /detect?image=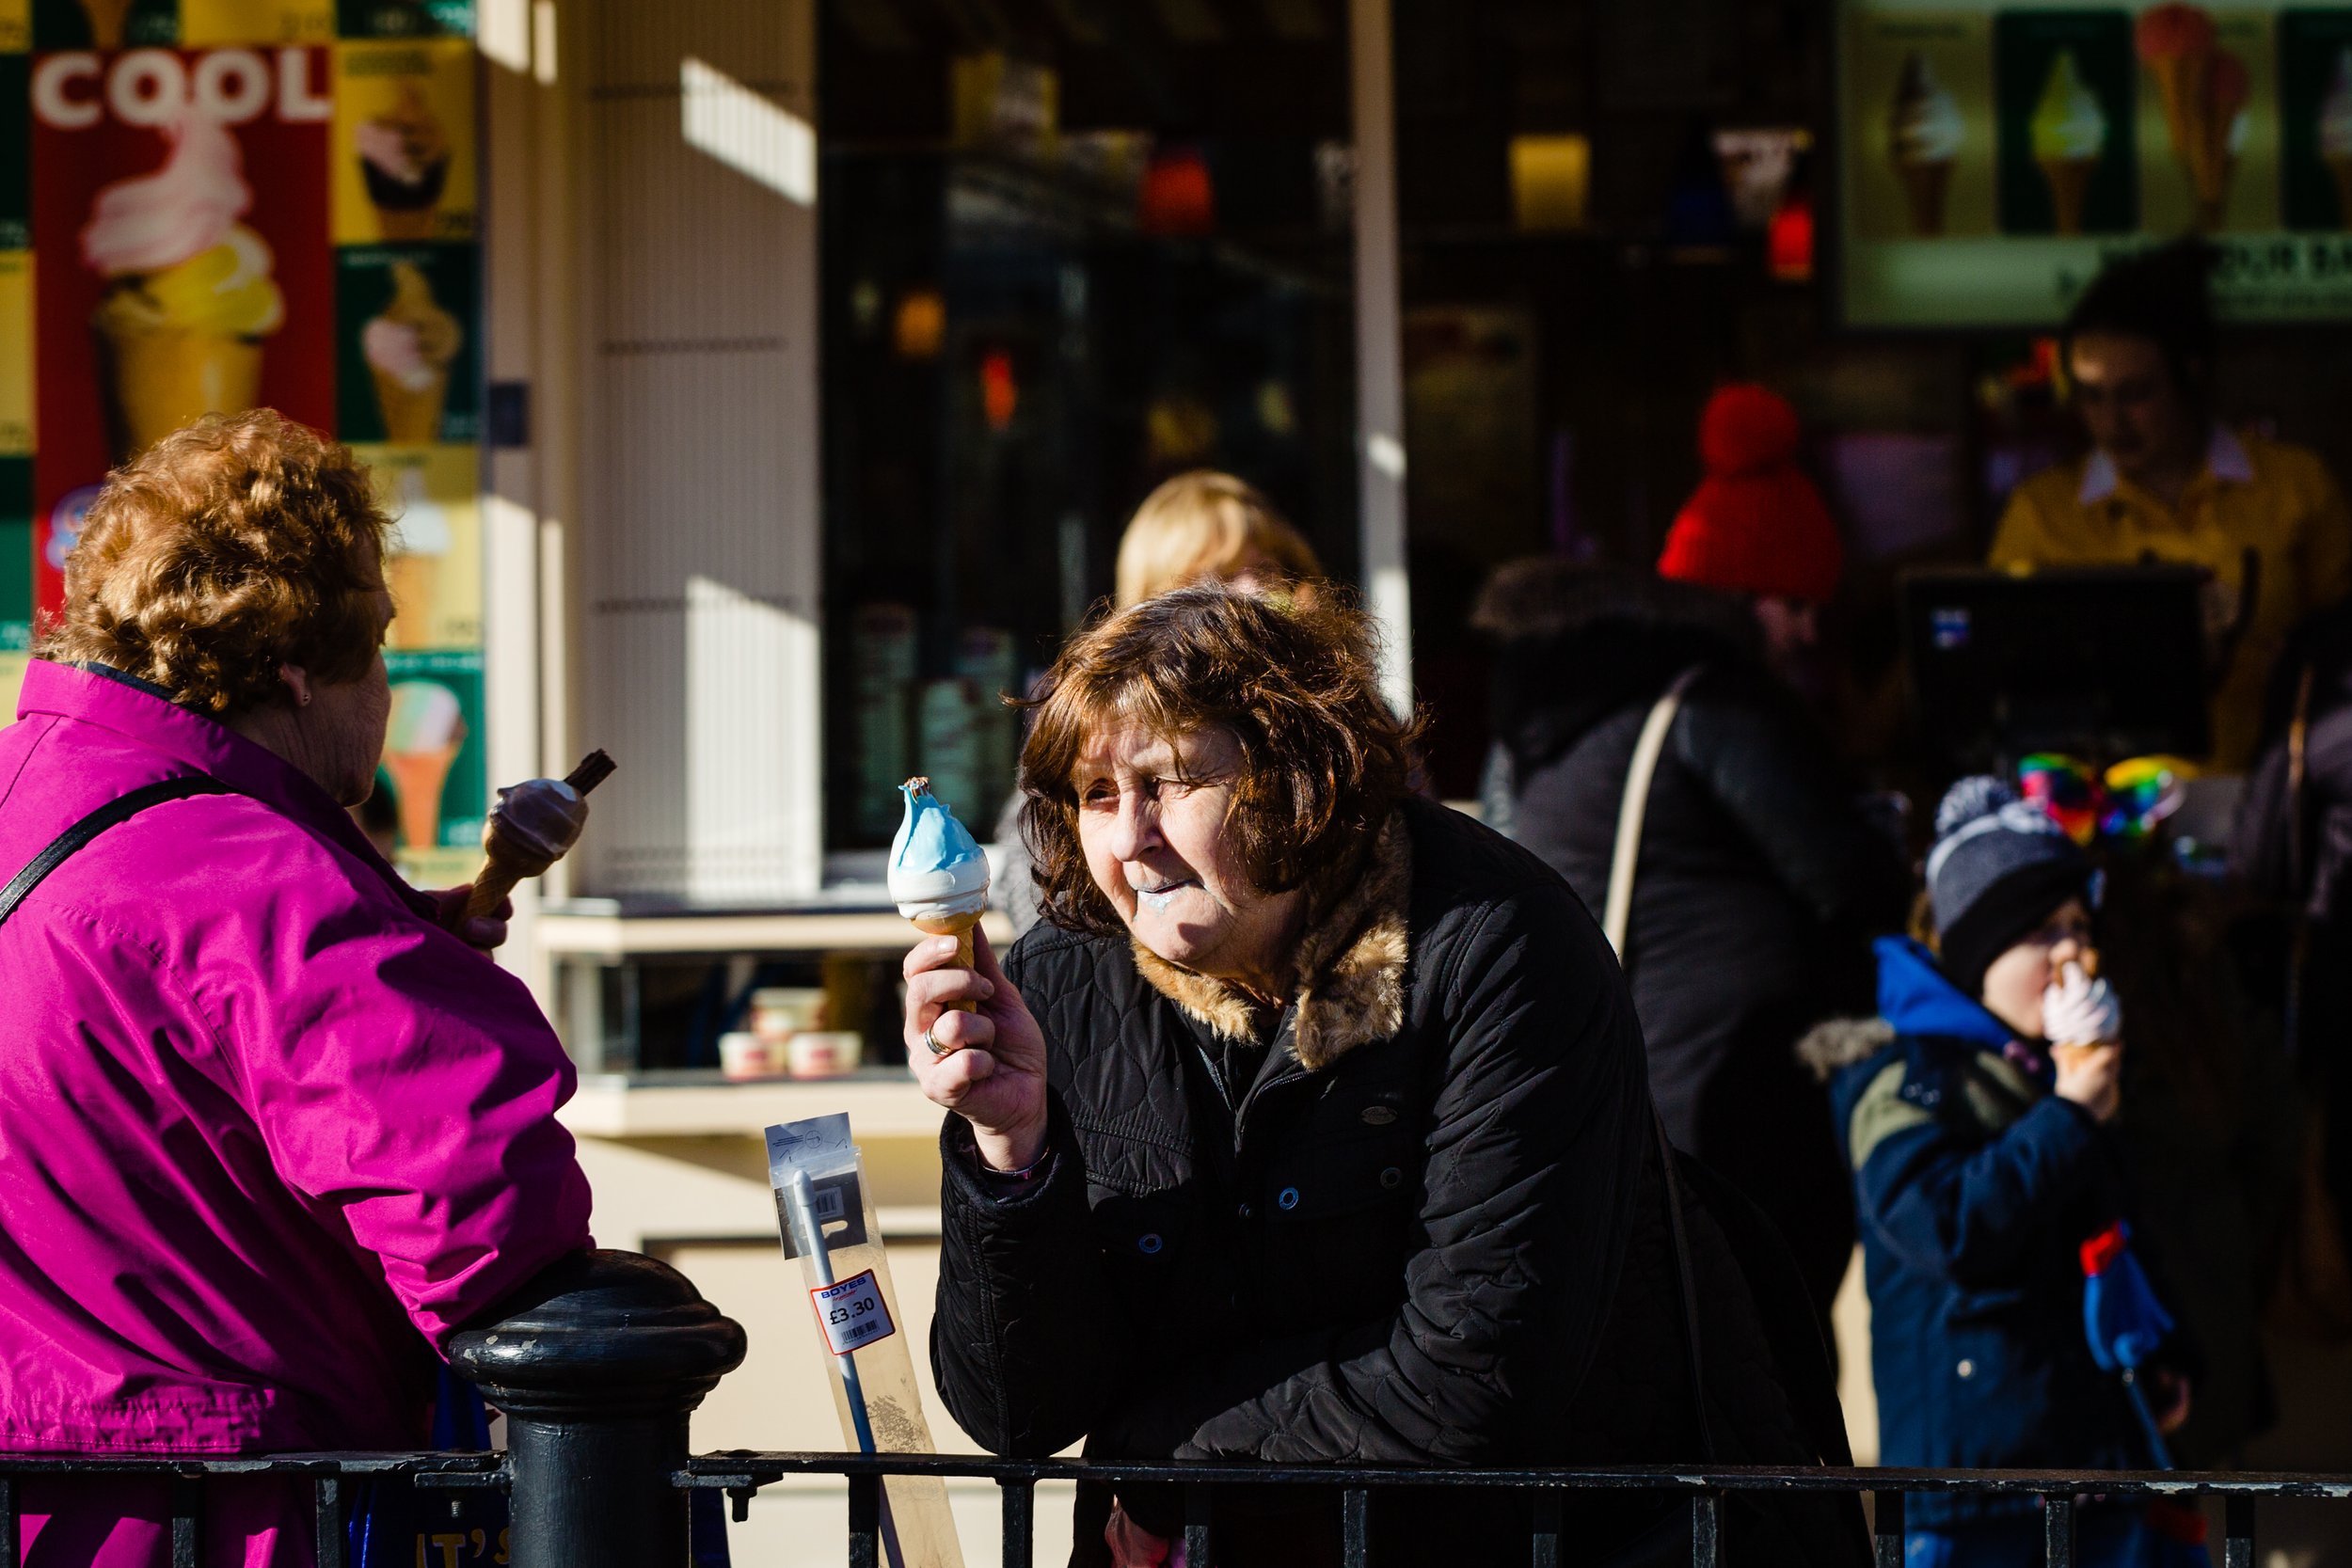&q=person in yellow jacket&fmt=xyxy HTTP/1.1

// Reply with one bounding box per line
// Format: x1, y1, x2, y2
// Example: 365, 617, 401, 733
1993, 245, 2352, 769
